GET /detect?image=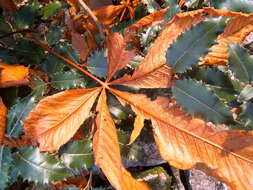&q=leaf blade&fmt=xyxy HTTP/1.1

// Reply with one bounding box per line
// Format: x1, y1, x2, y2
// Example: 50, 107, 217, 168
24, 88, 101, 152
